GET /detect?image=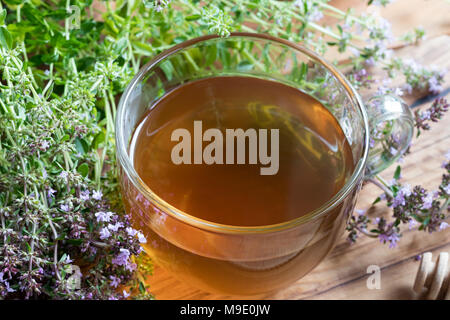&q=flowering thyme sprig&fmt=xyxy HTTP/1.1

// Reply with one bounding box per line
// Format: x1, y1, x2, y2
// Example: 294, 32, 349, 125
348, 152, 450, 248
414, 98, 449, 136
